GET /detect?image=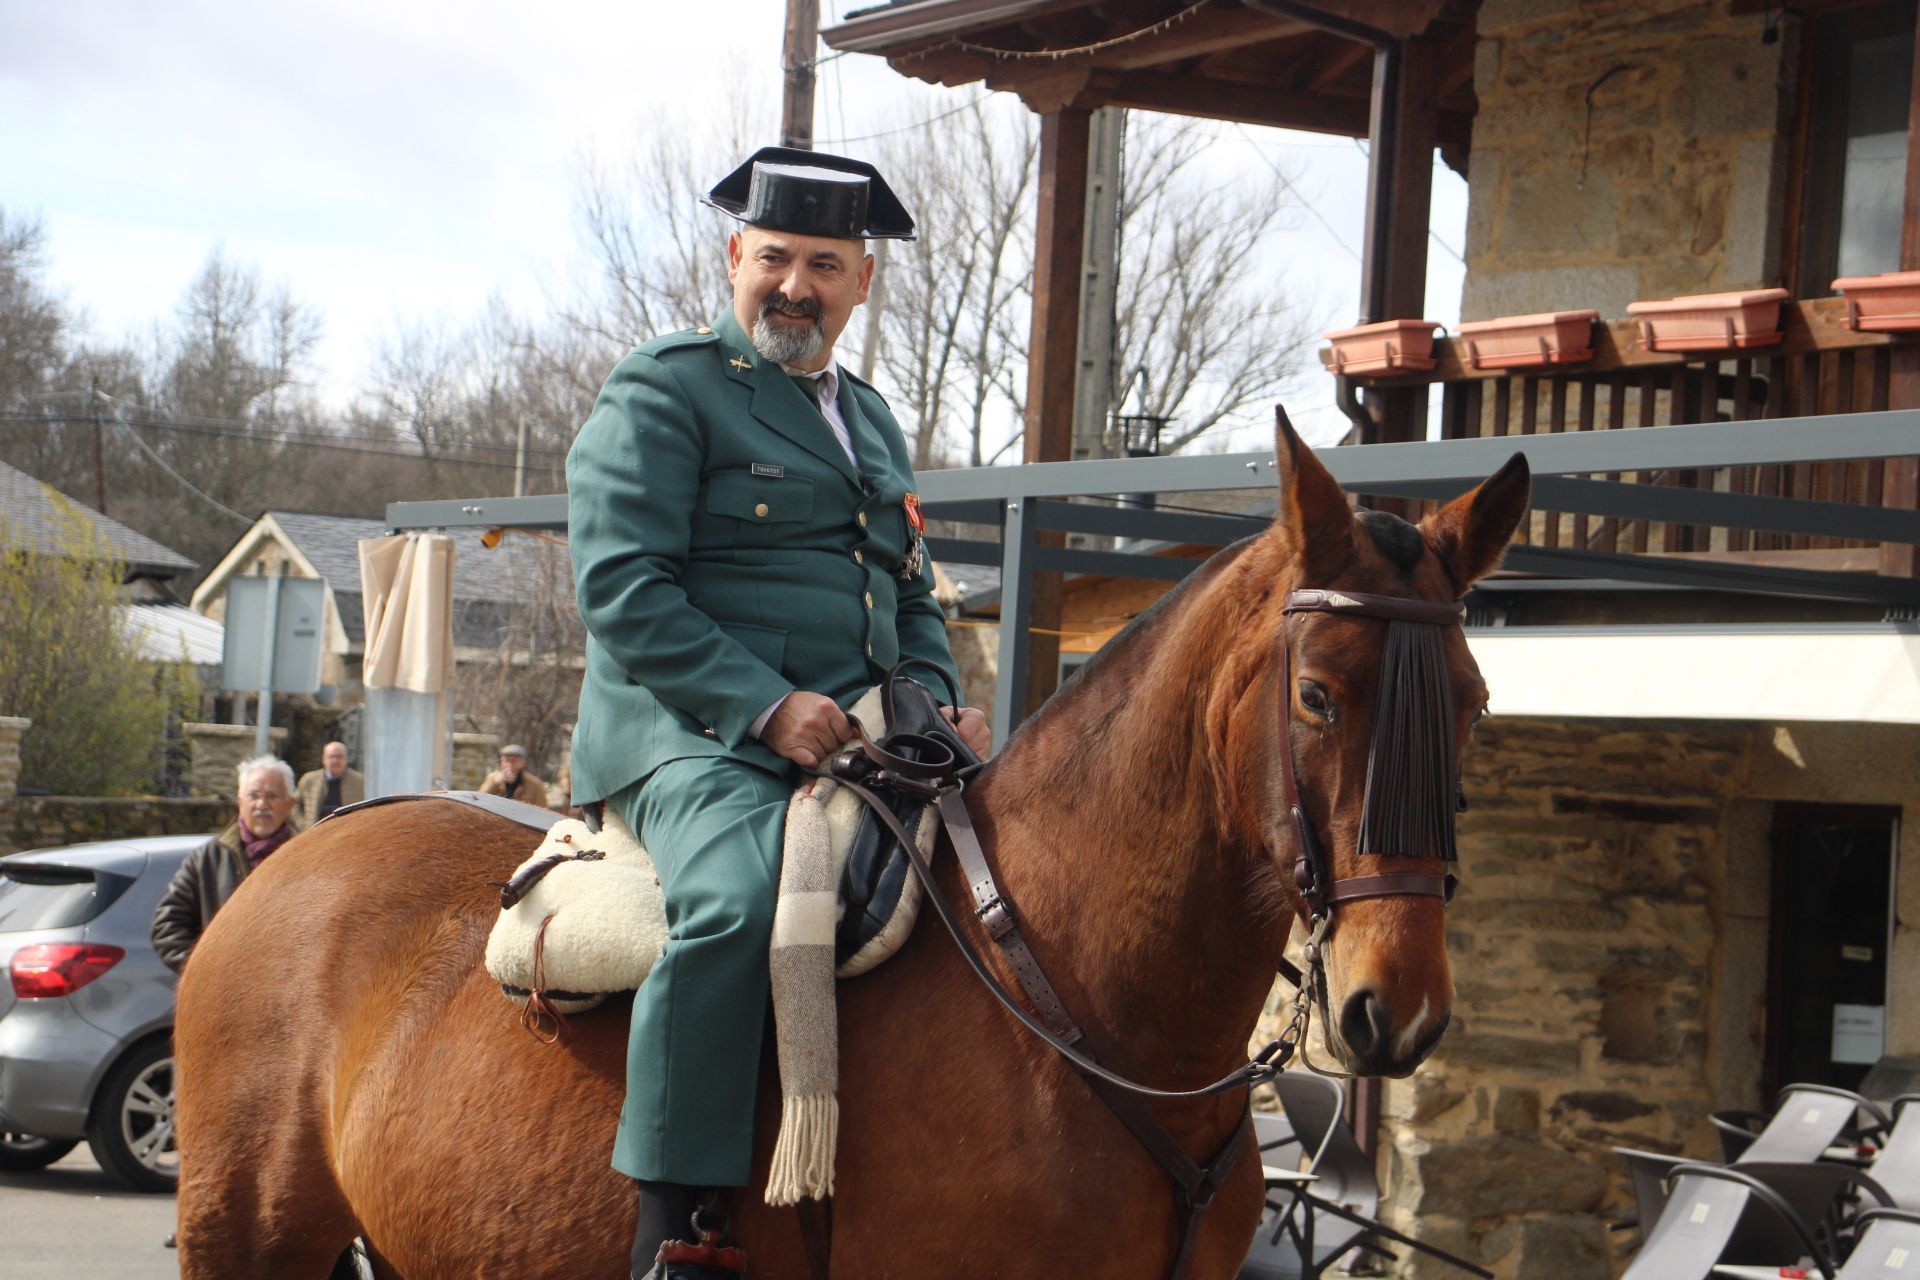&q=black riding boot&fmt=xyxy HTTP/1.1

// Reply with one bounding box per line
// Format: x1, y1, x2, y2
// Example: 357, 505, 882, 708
631, 1182, 745, 1280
